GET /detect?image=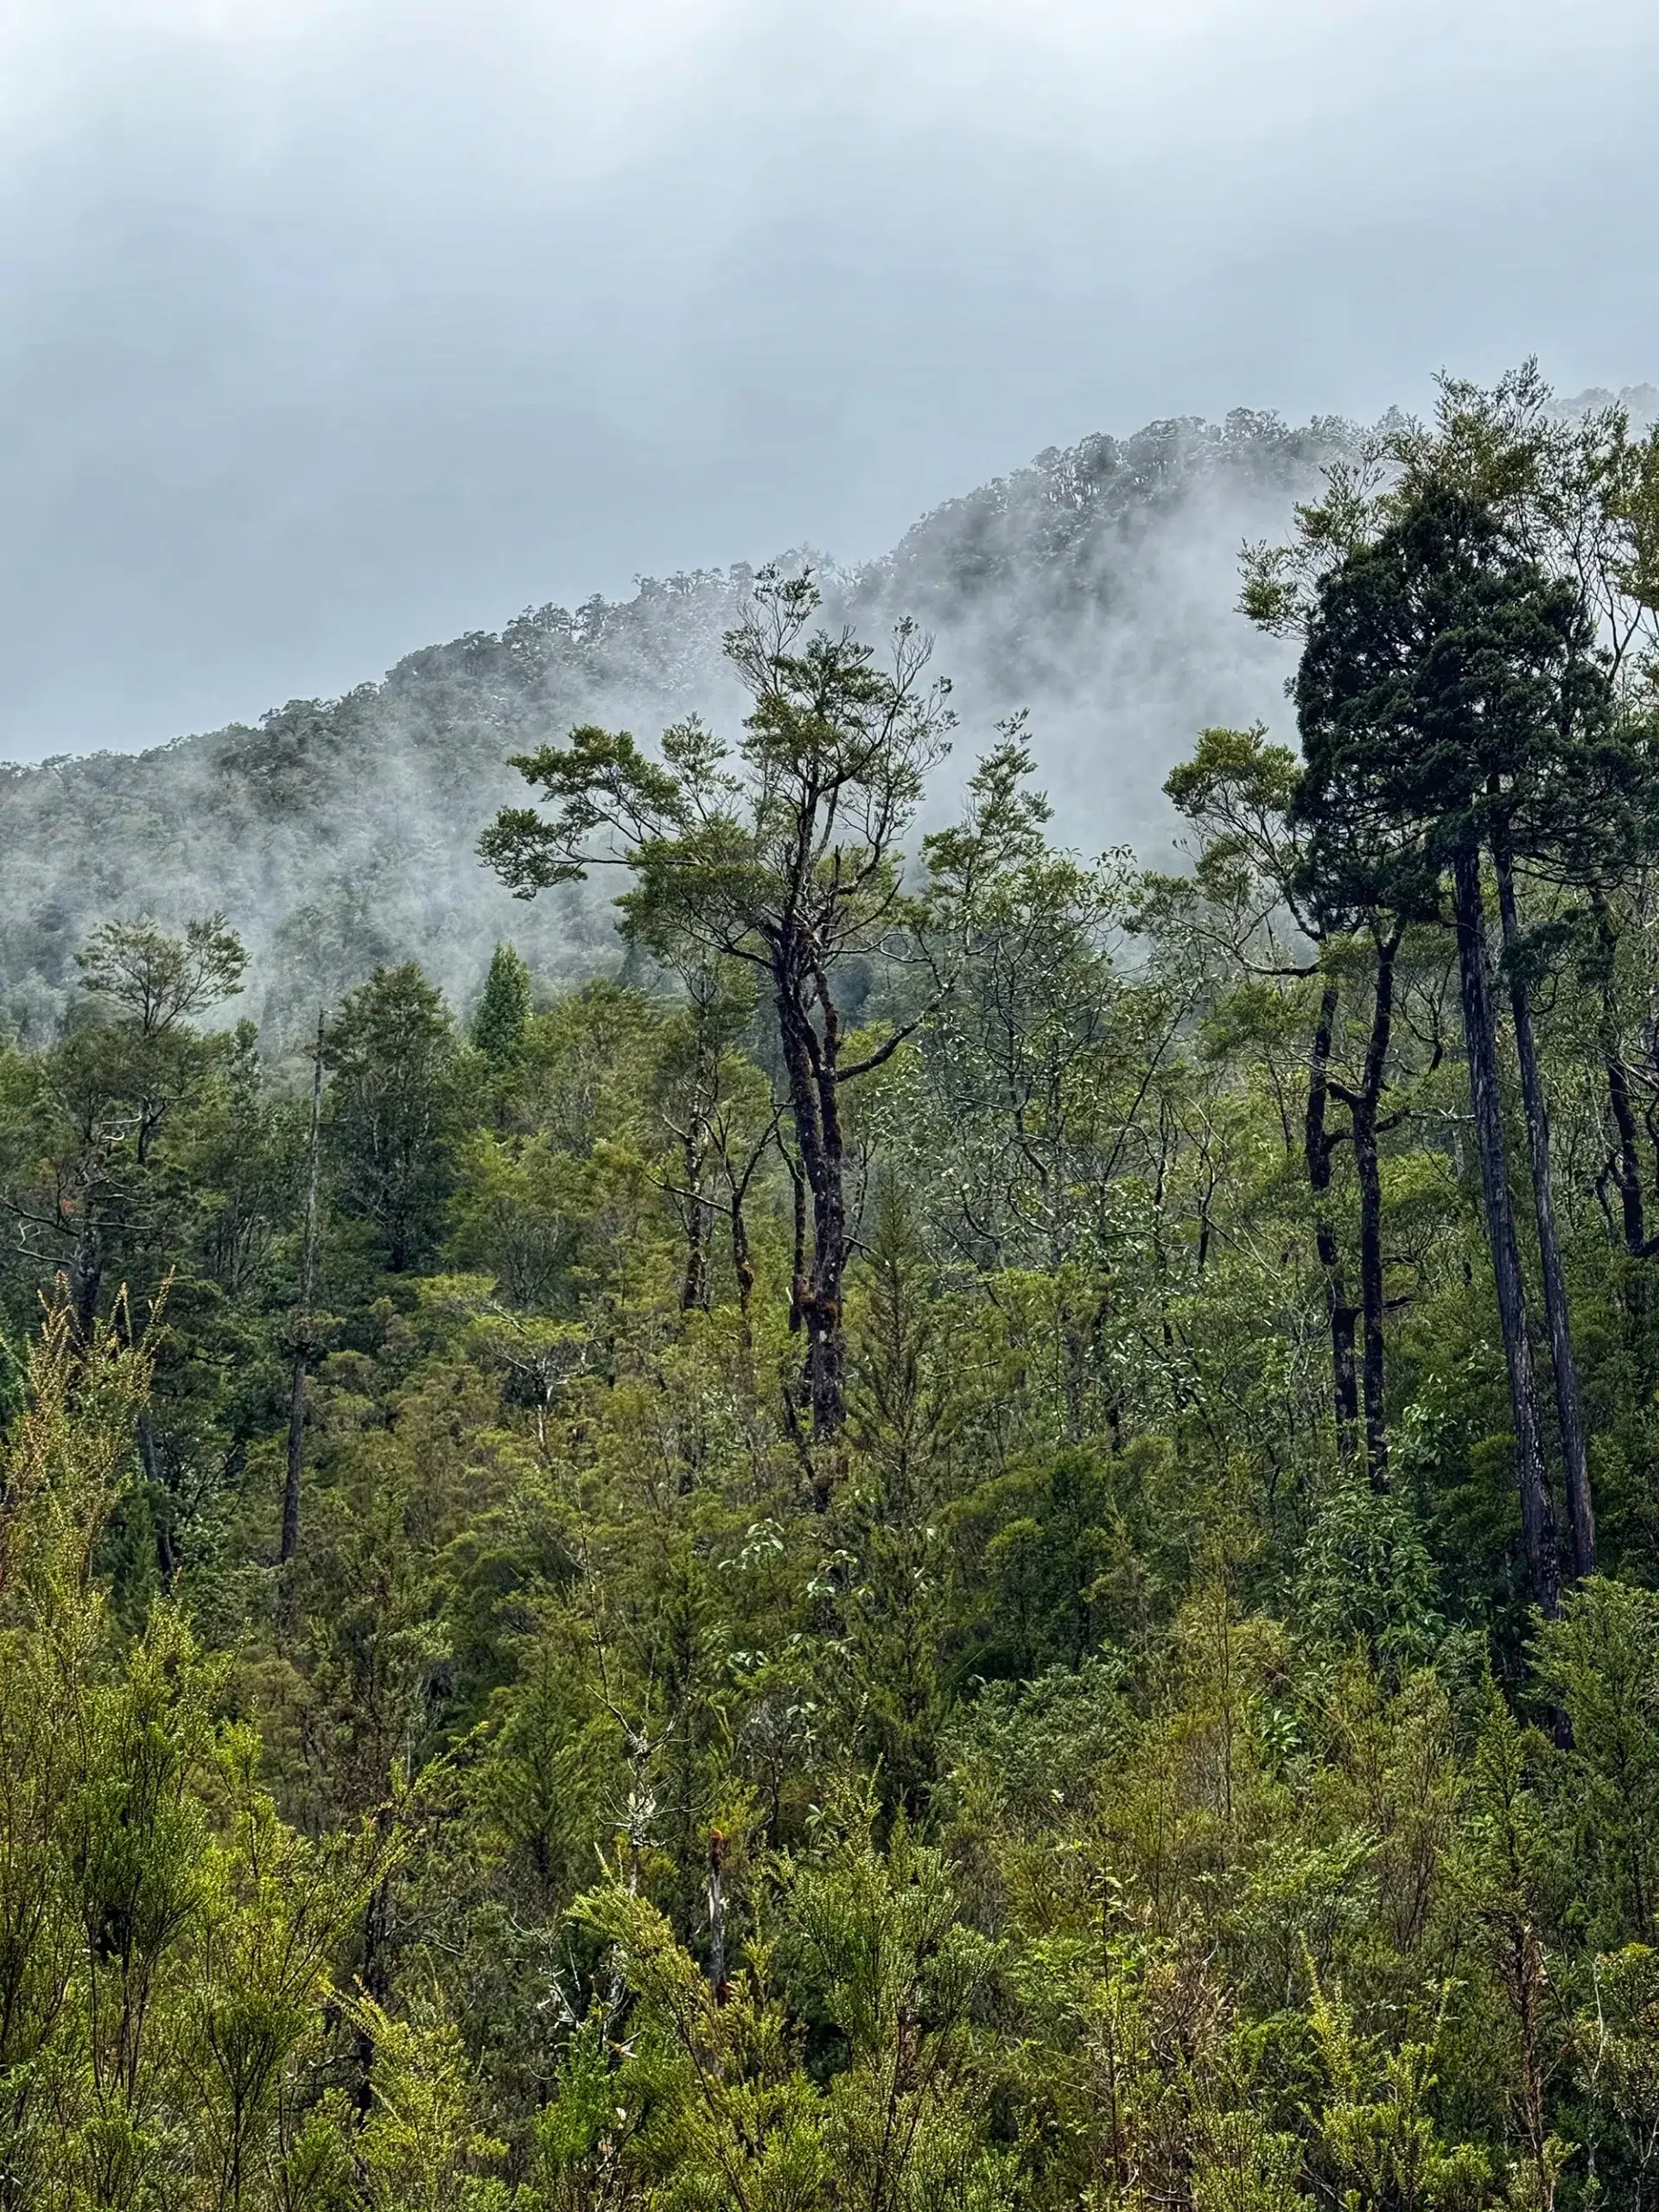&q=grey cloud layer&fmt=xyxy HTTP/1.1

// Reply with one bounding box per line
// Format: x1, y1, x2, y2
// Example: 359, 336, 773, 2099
1, 0, 1656, 761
